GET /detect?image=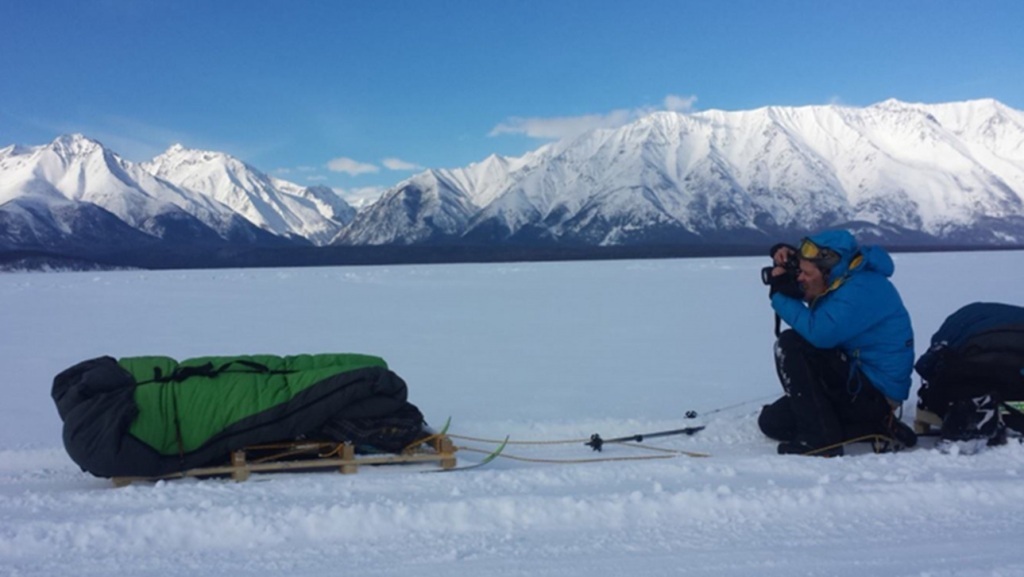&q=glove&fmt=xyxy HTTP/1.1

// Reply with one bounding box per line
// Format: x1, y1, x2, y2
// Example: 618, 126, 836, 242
768, 271, 803, 300
768, 243, 797, 261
